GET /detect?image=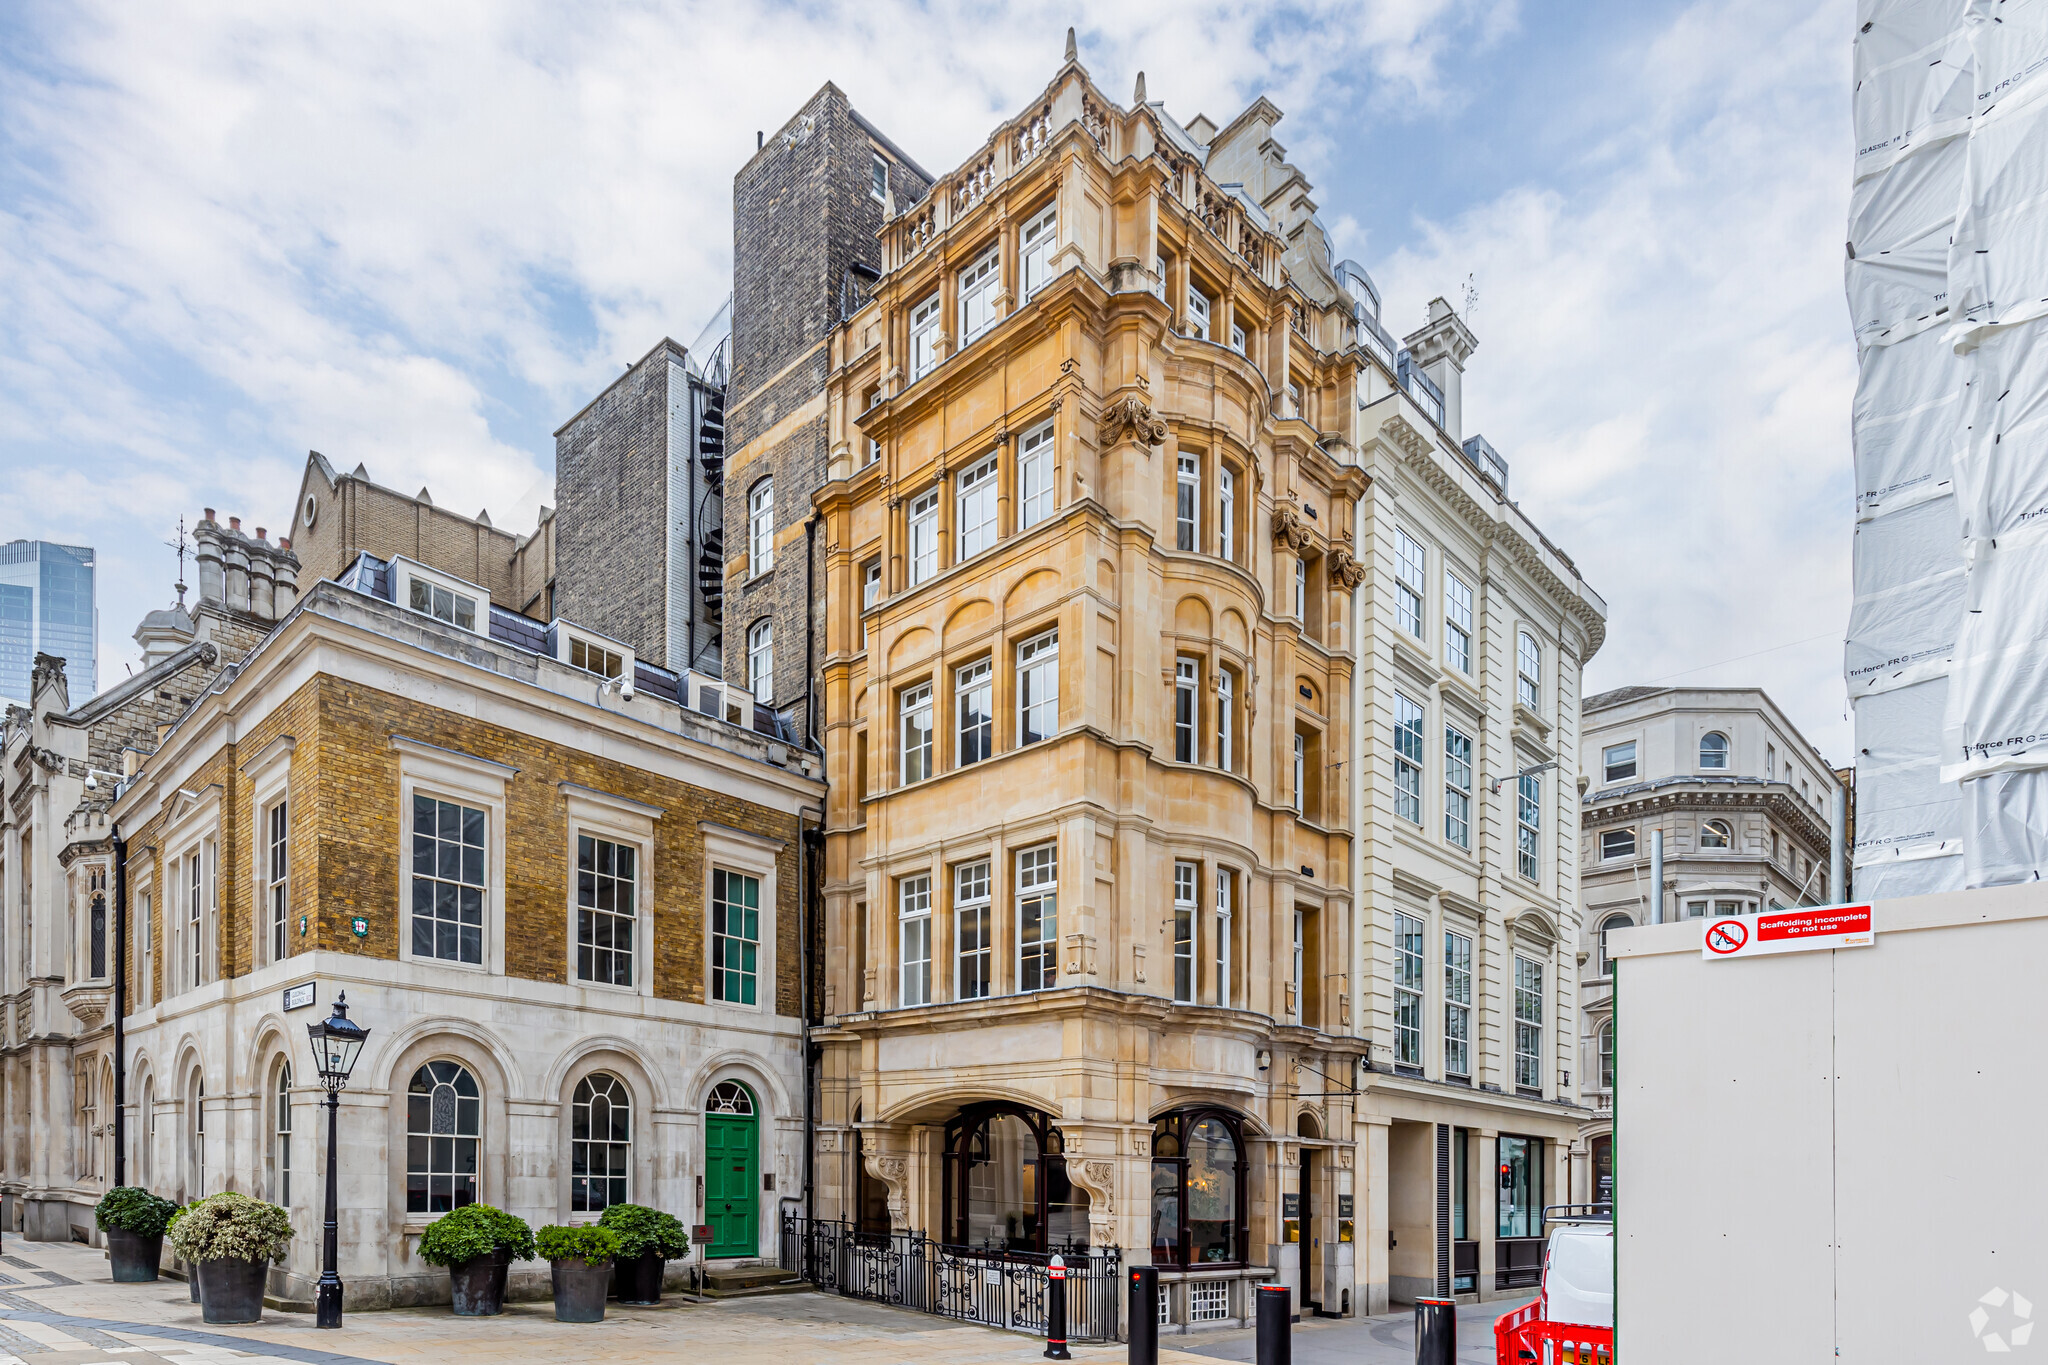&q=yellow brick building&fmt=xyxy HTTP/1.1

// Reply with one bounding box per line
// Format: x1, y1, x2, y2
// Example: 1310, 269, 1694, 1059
106, 558, 820, 1307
